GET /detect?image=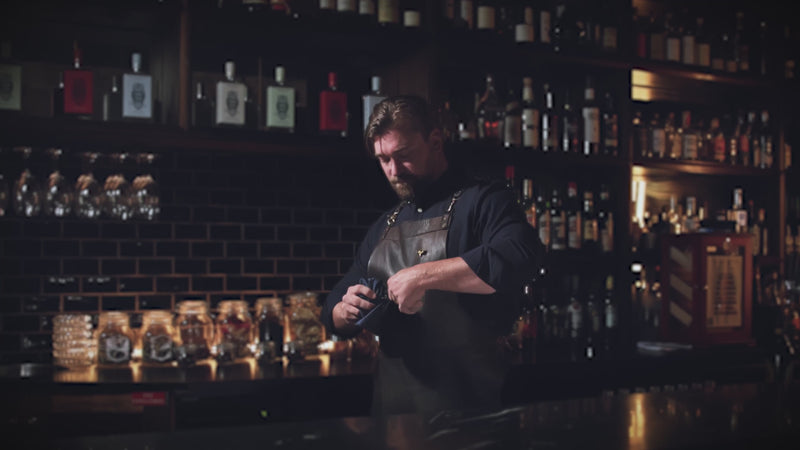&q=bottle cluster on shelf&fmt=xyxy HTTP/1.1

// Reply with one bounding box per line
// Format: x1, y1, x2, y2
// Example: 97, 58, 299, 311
53, 293, 377, 369
0, 146, 160, 221
632, 3, 797, 79
632, 187, 769, 257
505, 166, 614, 254
508, 271, 620, 364
633, 106, 775, 168
448, 74, 619, 158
